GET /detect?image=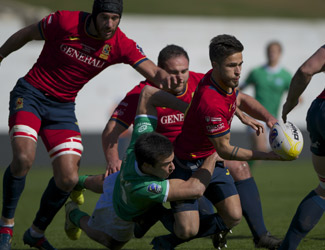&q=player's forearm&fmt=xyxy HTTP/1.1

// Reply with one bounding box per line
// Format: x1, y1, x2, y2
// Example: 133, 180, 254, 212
237, 92, 273, 122
139, 85, 188, 114
0, 23, 41, 59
